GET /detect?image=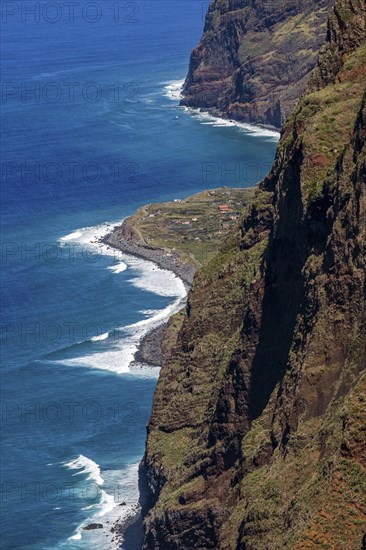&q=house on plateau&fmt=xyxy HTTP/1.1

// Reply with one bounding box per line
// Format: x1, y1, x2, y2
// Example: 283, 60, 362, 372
218, 204, 230, 213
